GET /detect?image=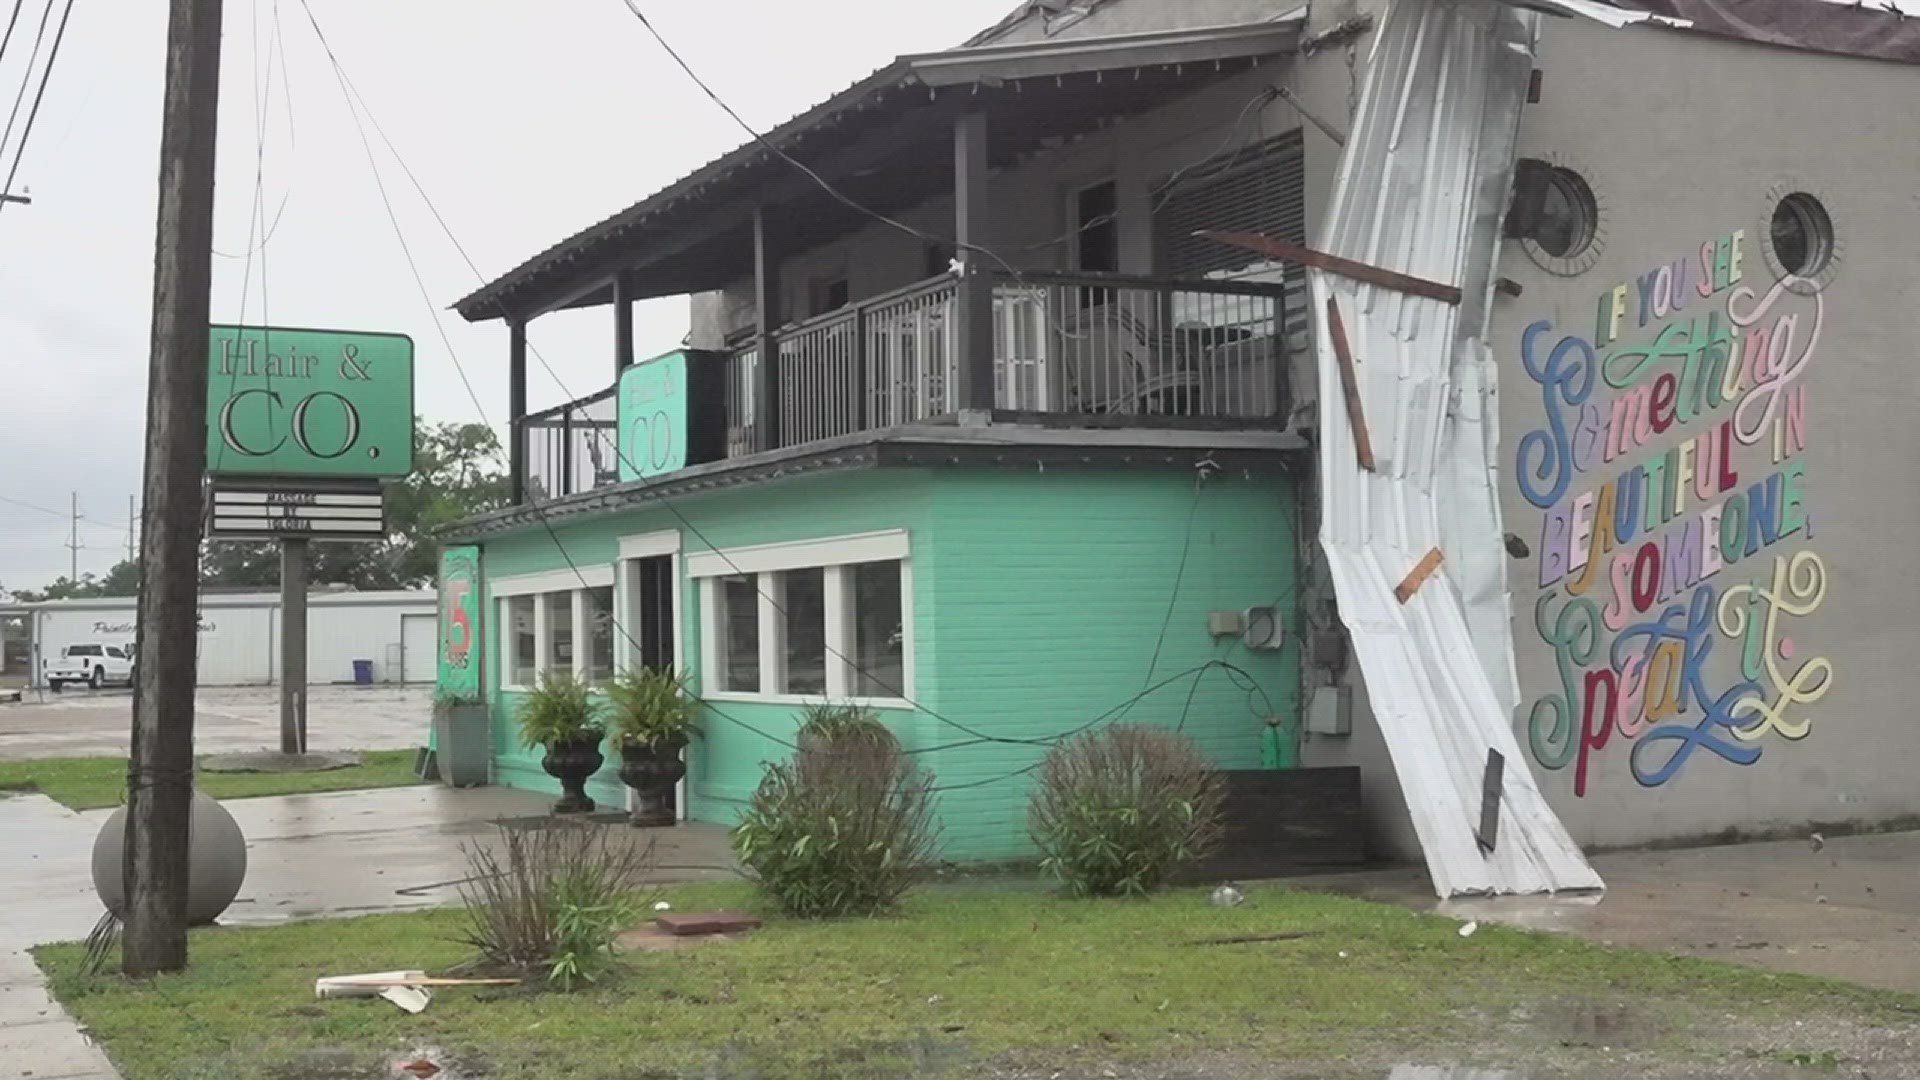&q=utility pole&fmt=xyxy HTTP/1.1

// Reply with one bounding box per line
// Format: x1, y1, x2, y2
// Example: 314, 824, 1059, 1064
67, 492, 79, 582
123, 0, 223, 978
279, 538, 306, 754
127, 495, 136, 563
